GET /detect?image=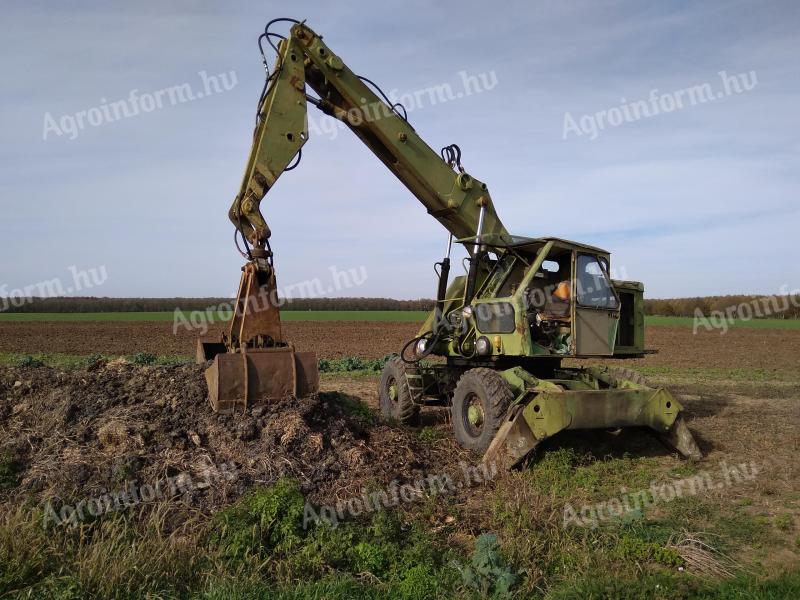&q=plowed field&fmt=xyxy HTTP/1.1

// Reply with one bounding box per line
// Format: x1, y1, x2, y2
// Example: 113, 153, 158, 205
2, 320, 800, 370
